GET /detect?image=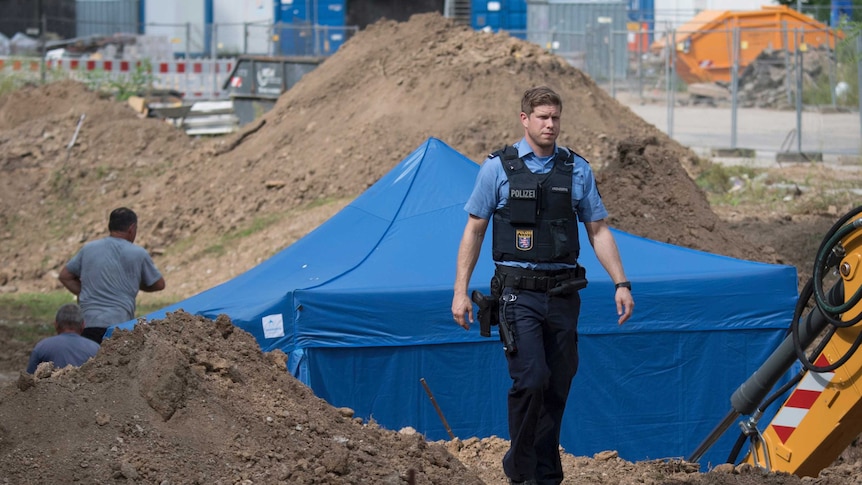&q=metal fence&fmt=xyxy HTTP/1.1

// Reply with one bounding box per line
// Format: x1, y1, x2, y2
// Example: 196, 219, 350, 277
590, 24, 862, 160
0, 21, 357, 99
0, 56, 235, 100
